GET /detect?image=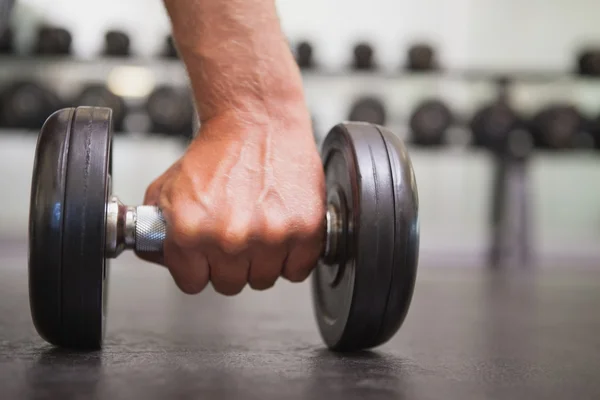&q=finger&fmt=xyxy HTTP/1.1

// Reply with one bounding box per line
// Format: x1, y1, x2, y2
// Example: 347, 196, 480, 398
163, 238, 210, 295
247, 244, 287, 291
282, 238, 321, 283
208, 252, 250, 296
